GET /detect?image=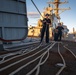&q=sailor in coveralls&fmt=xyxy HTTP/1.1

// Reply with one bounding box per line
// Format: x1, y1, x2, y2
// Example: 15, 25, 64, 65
56, 23, 64, 41
40, 14, 51, 43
